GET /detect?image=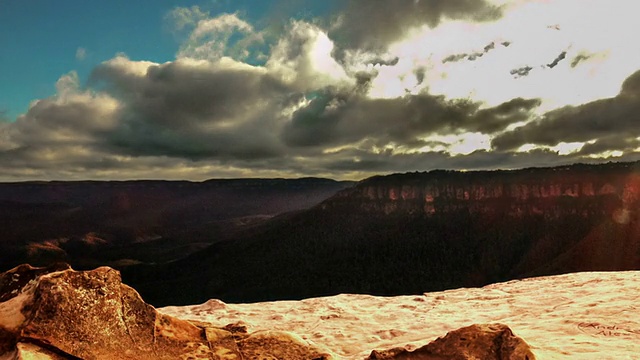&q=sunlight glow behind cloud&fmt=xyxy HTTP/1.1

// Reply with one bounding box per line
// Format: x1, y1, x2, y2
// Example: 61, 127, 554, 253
2, 0, 640, 180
